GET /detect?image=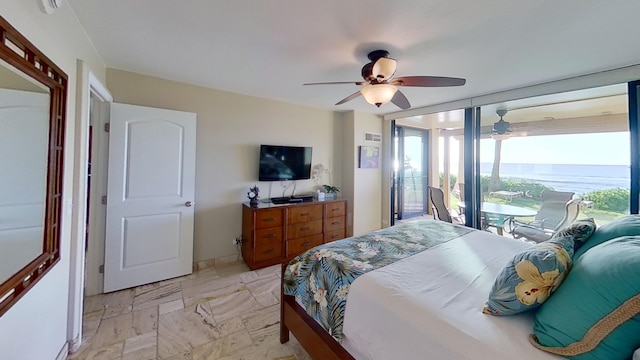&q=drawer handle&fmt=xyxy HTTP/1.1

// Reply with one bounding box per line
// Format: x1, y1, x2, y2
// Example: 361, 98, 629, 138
302, 241, 311, 247
300, 212, 310, 216
332, 221, 340, 225
263, 217, 276, 222
300, 227, 310, 231
263, 249, 274, 254
264, 233, 276, 239
332, 208, 339, 212
332, 235, 339, 239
